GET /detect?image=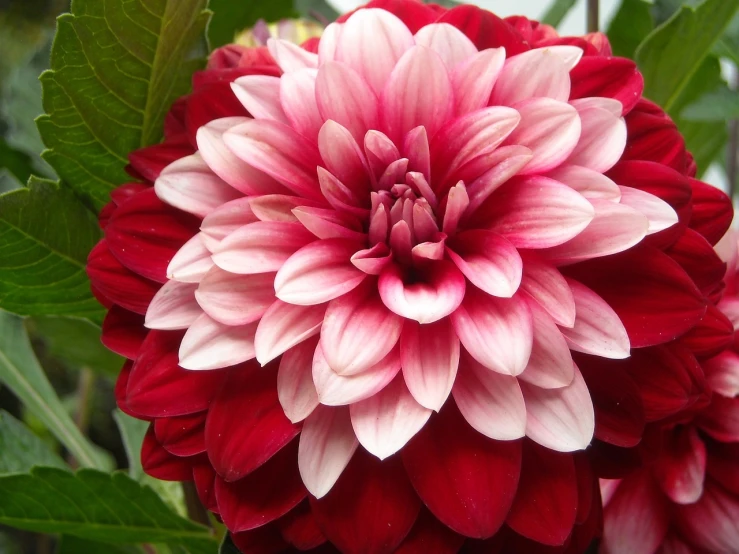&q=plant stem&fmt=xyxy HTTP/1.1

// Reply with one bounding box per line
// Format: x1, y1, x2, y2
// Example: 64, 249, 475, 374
182, 481, 211, 527
68, 367, 95, 469
587, 0, 600, 33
